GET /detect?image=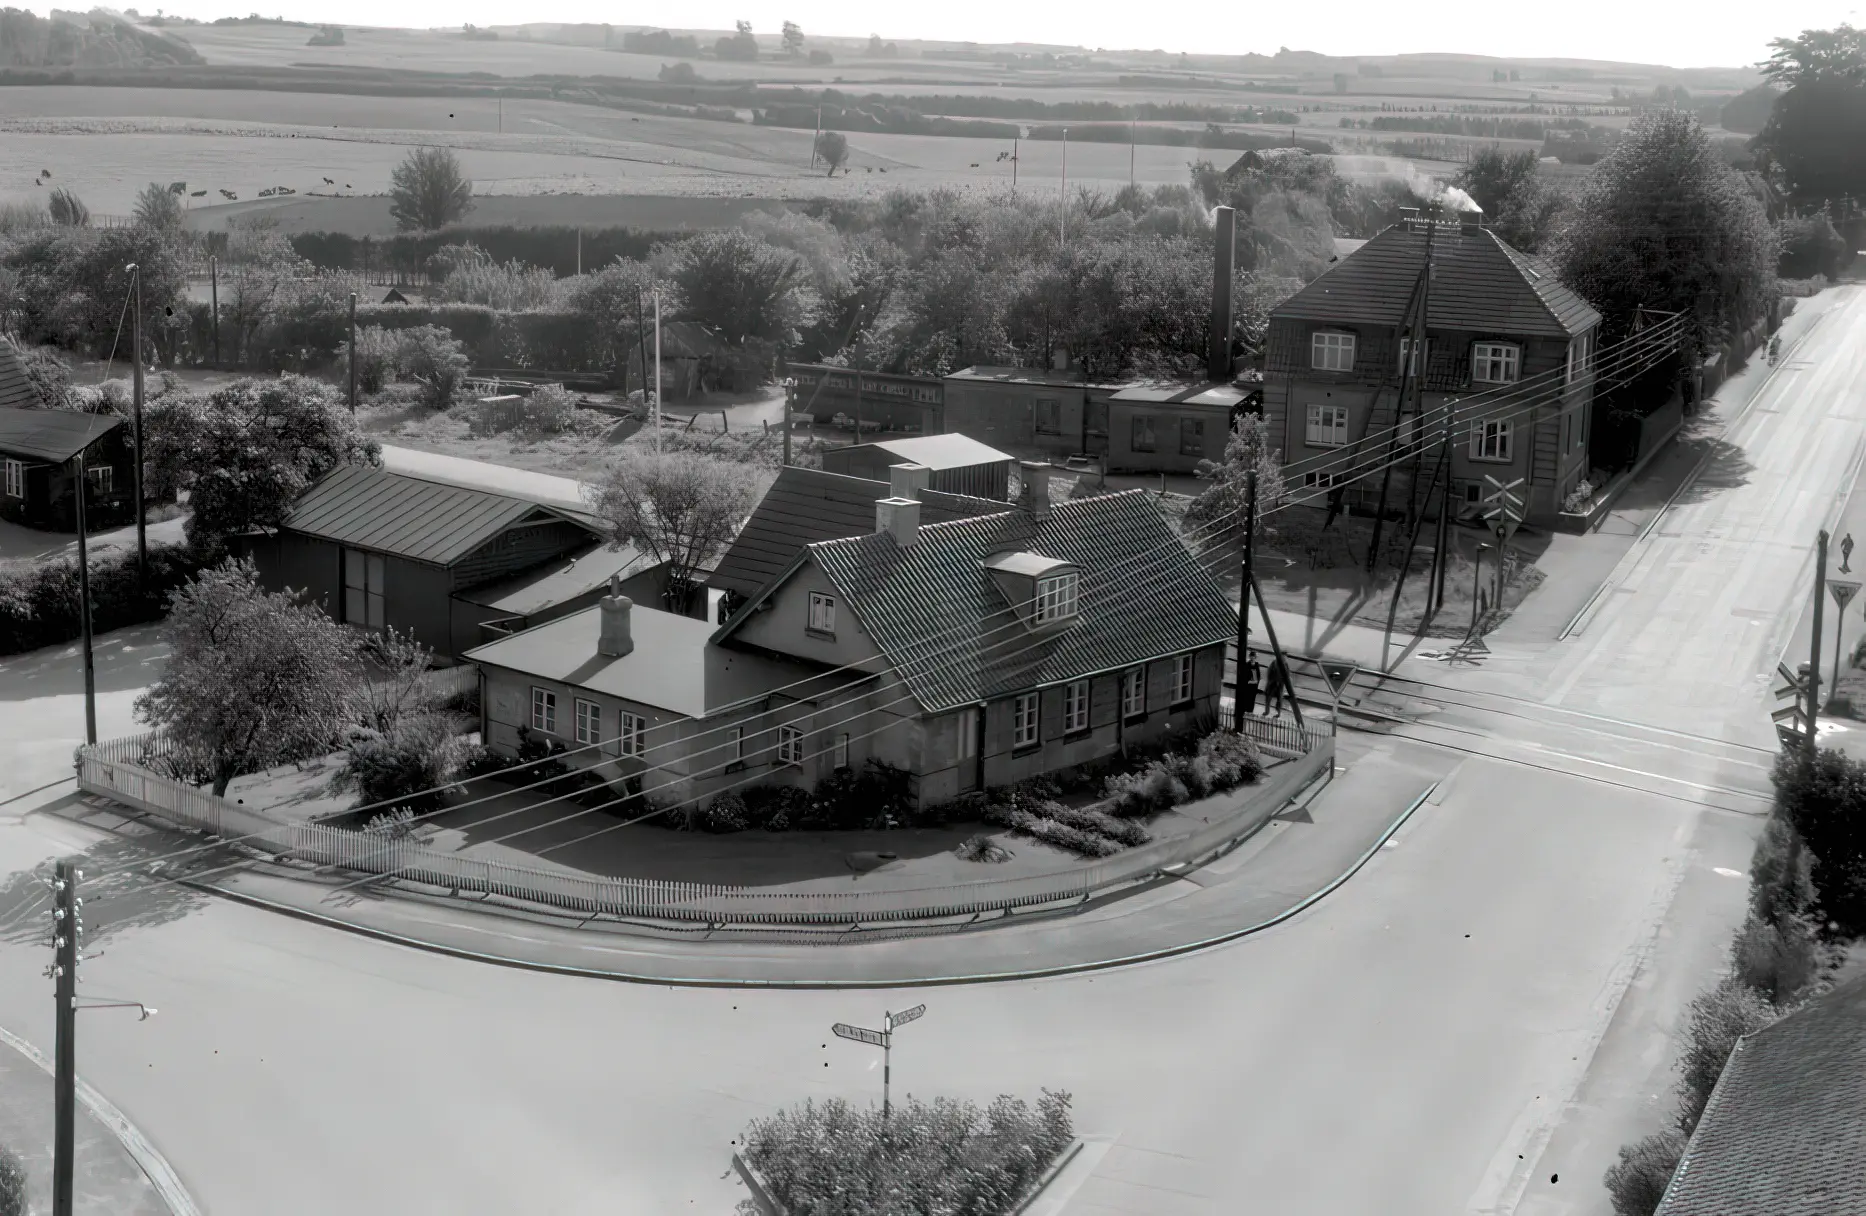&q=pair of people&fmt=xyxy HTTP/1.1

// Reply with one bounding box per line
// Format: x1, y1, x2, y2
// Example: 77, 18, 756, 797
1238, 654, 1284, 718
